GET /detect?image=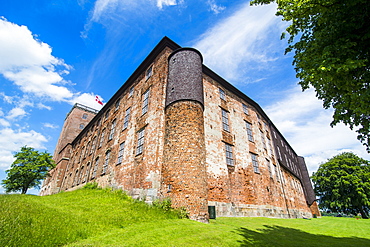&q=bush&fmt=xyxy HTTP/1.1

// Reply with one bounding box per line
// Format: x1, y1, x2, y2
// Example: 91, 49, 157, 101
82, 182, 100, 190
152, 198, 188, 219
